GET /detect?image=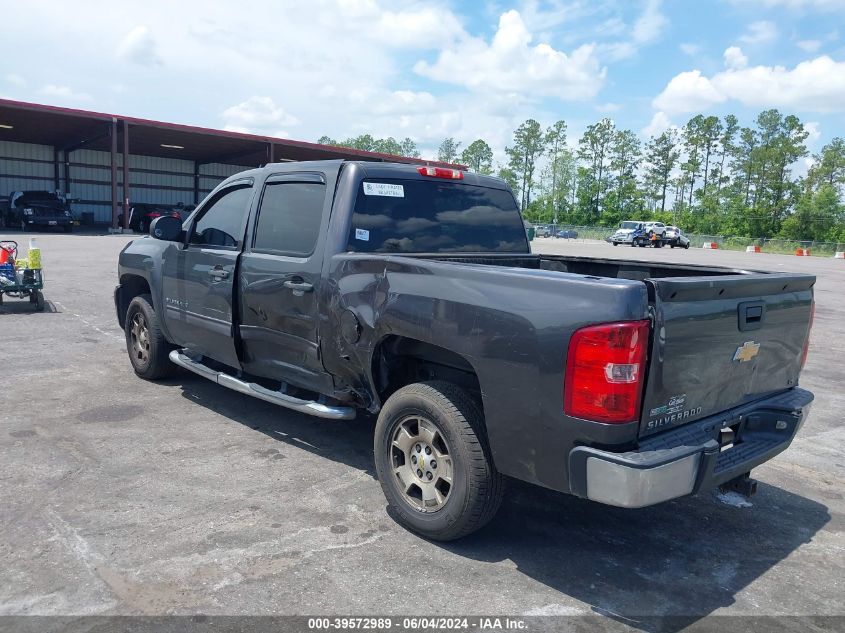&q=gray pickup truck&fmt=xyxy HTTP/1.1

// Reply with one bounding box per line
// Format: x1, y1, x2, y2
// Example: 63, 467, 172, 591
115, 160, 815, 540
